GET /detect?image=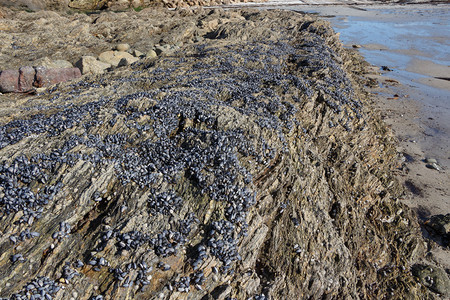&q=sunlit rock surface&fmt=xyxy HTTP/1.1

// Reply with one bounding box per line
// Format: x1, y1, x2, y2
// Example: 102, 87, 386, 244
0, 9, 436, 300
